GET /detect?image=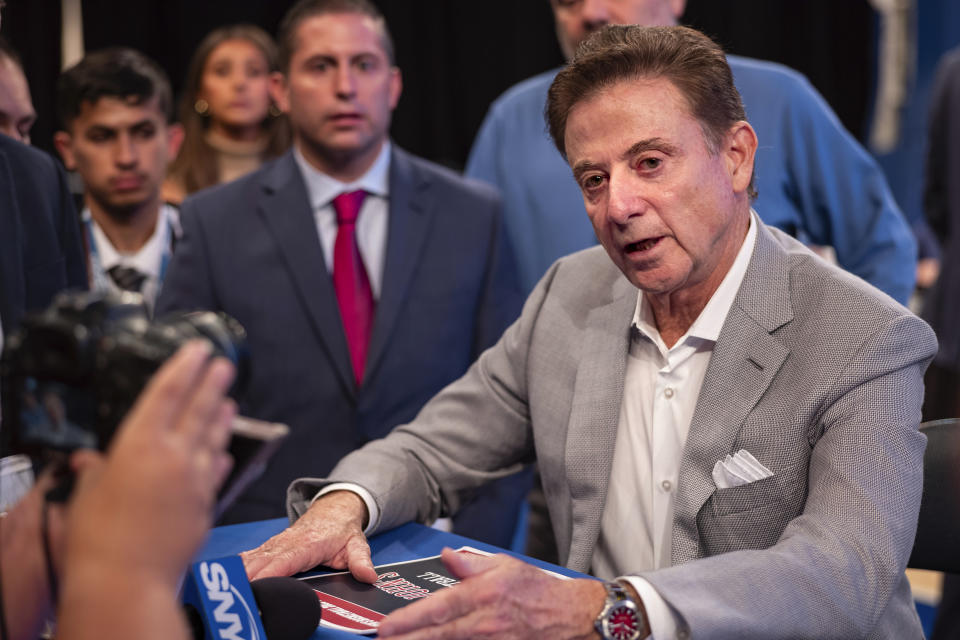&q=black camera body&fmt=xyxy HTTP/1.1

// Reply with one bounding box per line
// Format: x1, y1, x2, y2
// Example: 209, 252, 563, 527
0, 290, 249, 461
